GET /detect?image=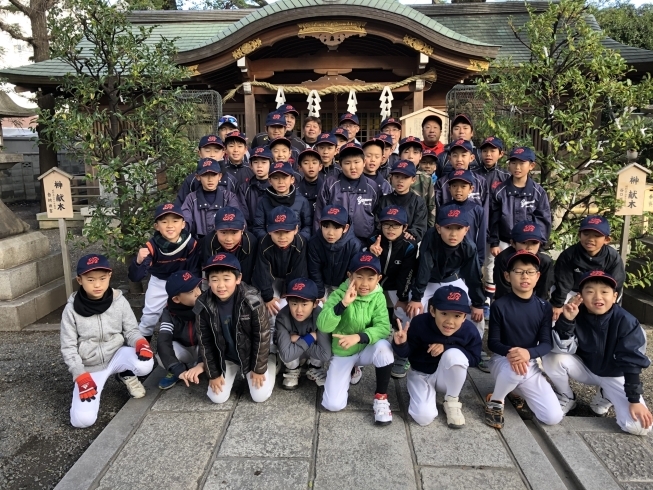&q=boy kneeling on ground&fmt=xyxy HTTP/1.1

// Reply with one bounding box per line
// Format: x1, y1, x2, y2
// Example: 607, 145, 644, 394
543, 270, 652, 436
61, 254, 154, 428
